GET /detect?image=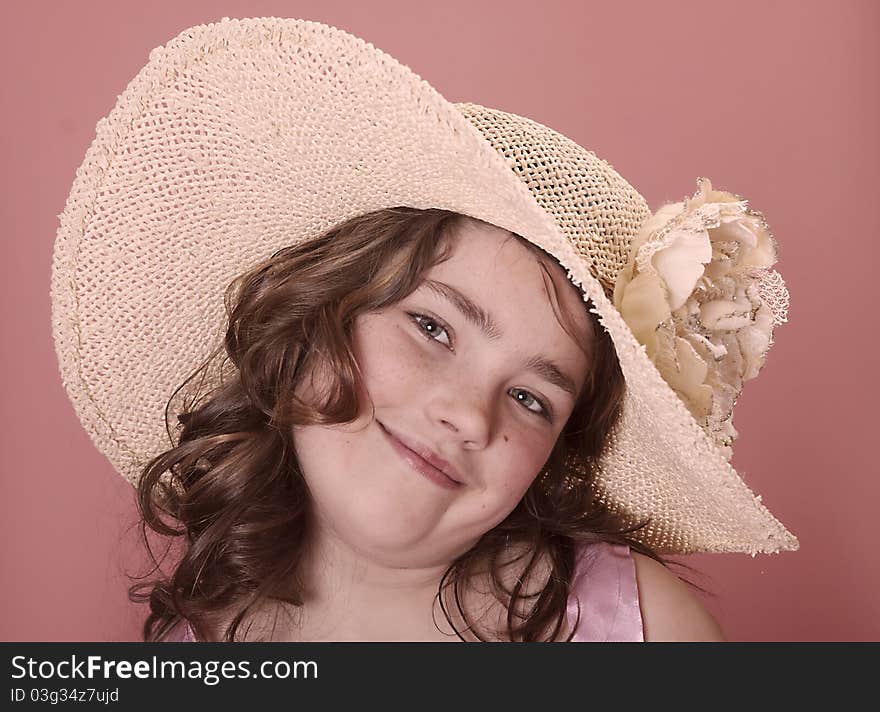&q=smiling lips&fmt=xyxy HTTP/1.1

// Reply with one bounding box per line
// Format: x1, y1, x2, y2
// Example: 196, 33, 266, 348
379, 422, 464, 491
